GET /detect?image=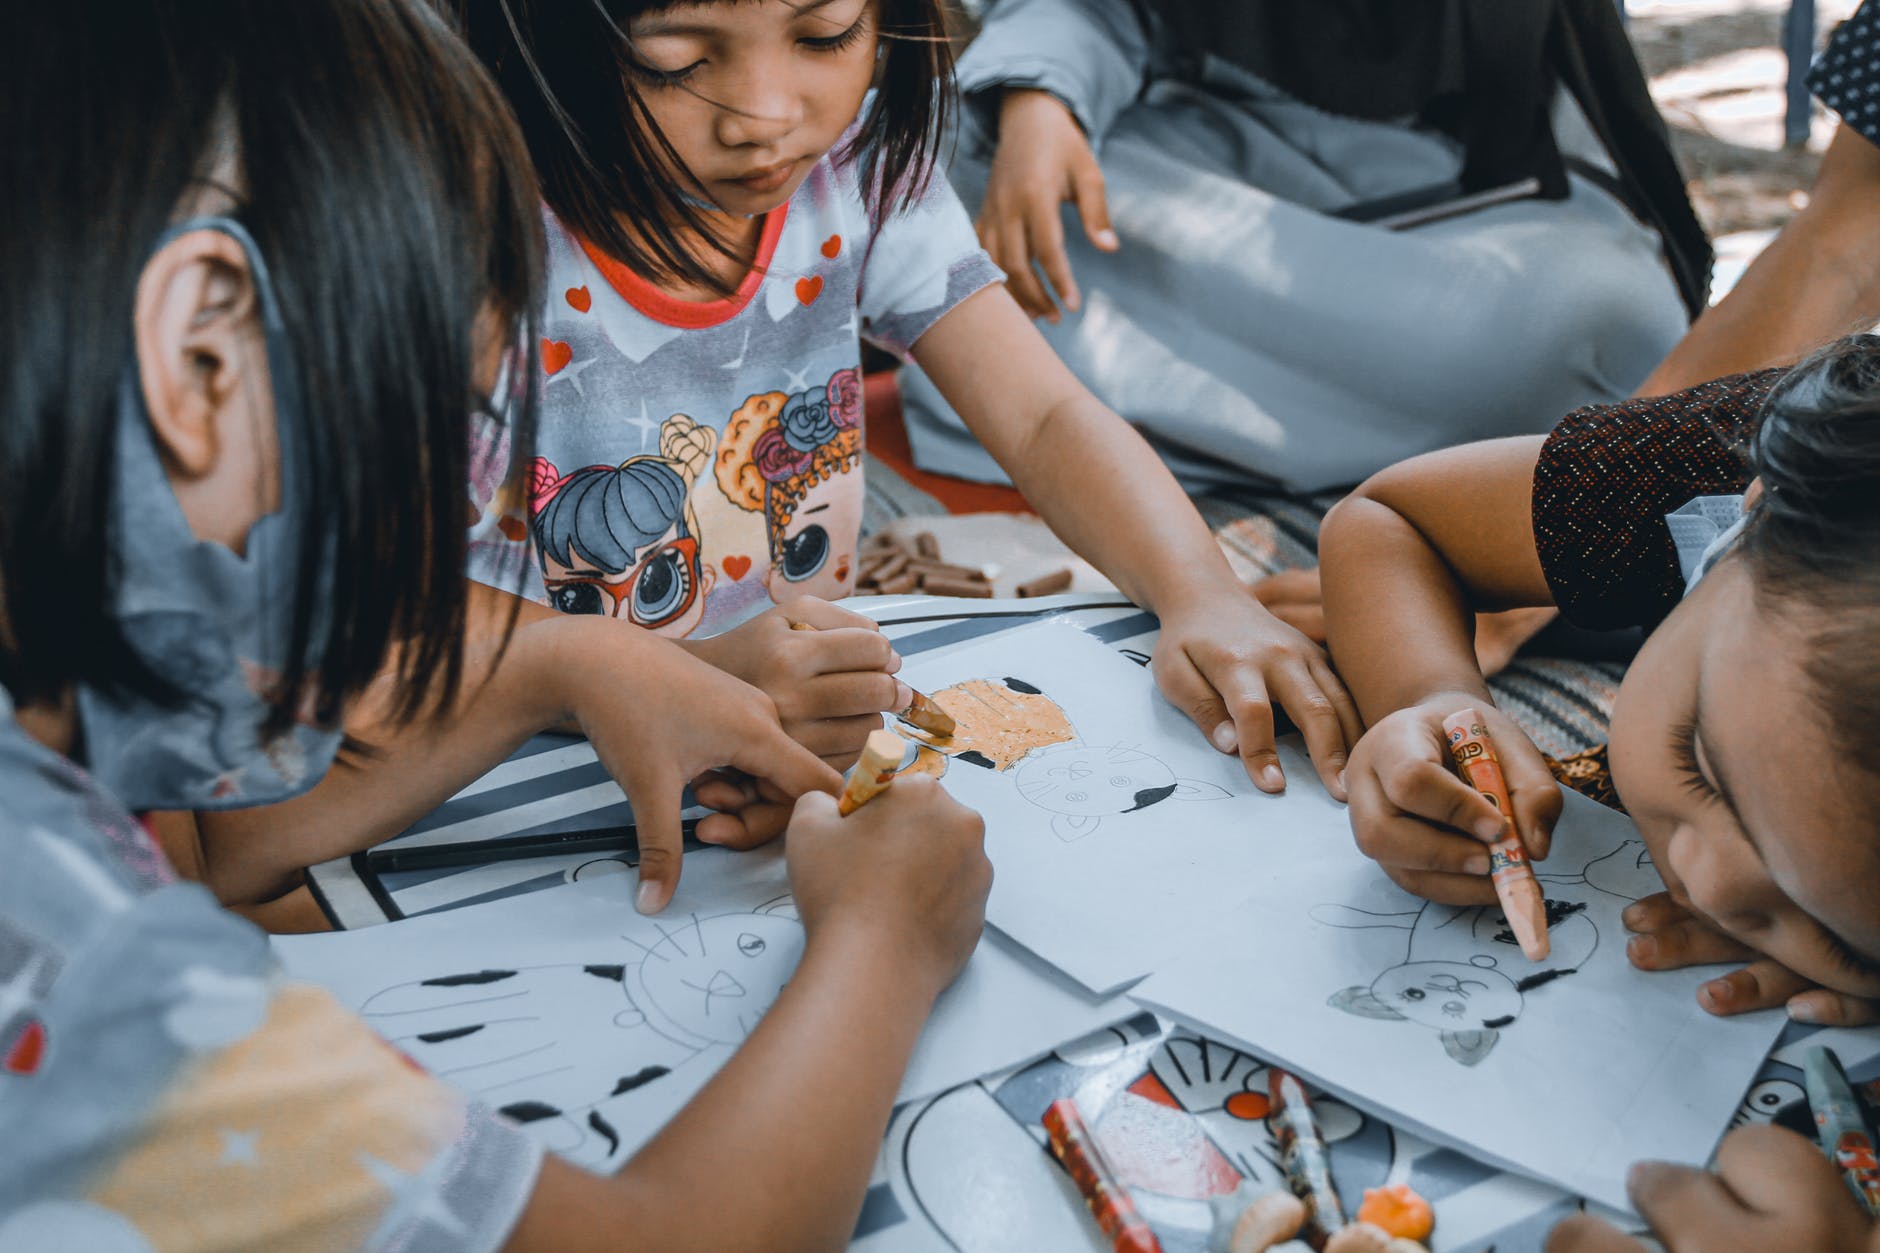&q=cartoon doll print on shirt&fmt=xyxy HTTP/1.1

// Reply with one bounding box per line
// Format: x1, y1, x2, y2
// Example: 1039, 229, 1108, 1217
529, 415, 718, 638
714, 366, 864, 602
